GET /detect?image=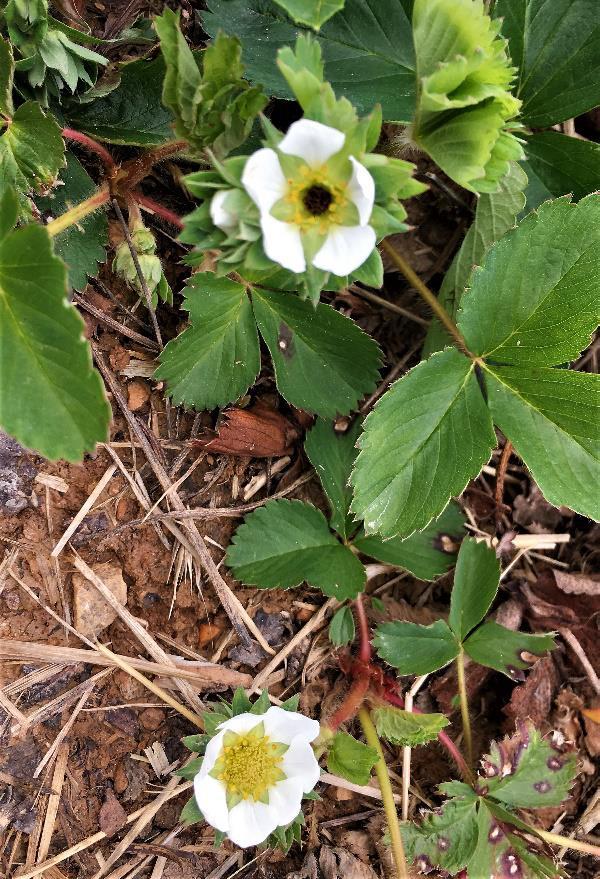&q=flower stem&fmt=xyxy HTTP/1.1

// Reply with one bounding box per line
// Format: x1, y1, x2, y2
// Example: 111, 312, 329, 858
355, 594, 372, 663
62, 127, 116, 173
534, 828, 600, 858
45, 185, 110, 237
134, 192, 184, 229
121, 139, 189, 191
456, 647, 473, 768
358, 706, 408, 879
381, 239, 472, 356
